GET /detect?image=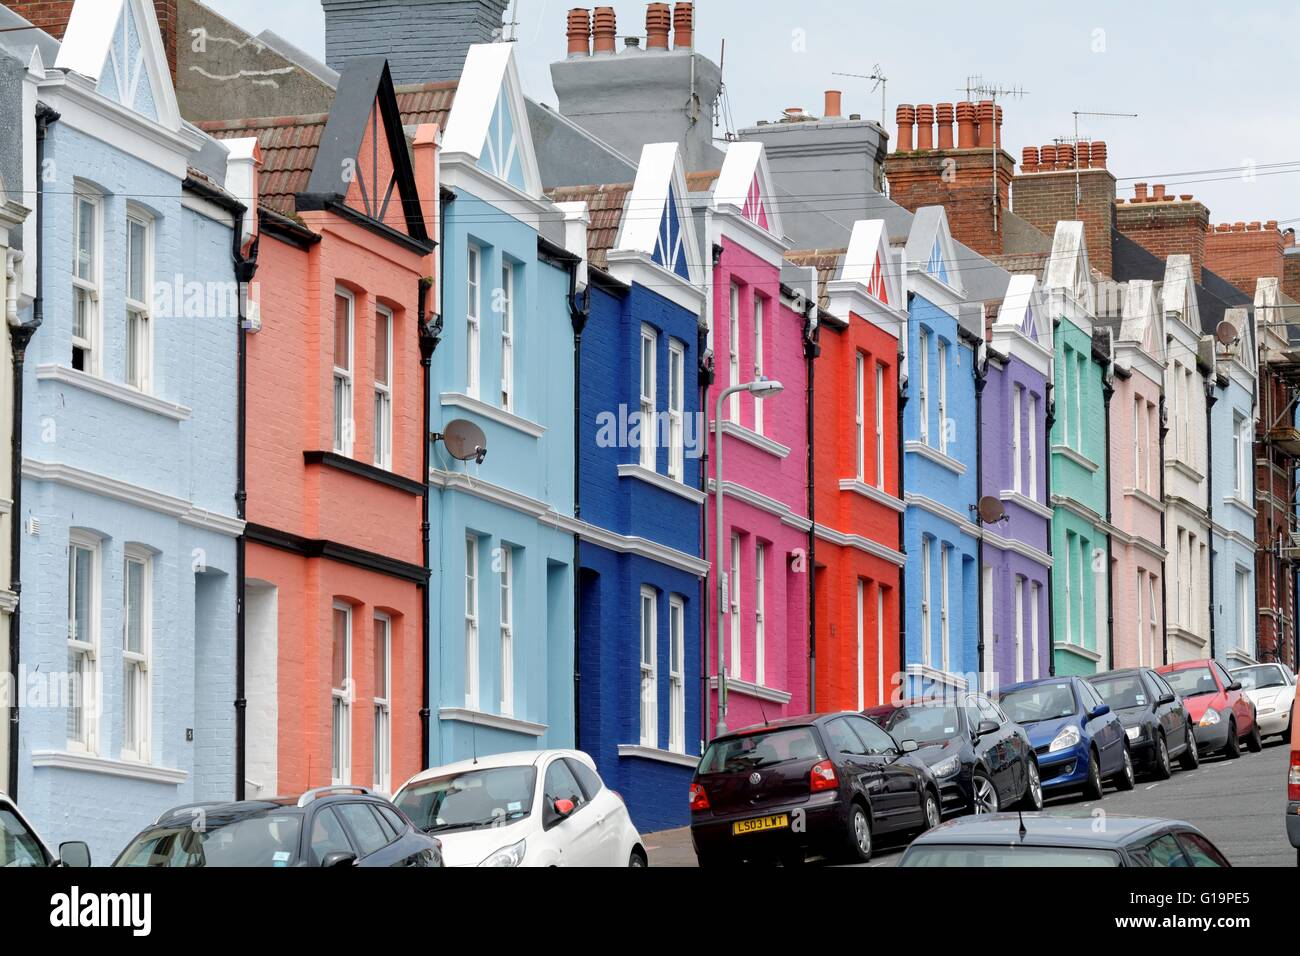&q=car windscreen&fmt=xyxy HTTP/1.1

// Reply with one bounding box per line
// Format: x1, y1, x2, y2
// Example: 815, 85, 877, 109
115, 812, 303, 867
1161, 667, 1218, 699
871, 705, 963, 745
901, 844, 1122, 867
1089, 674, 1148, 710
0, 807, 51, 867
396, 766, 538, 834
698, 727, 826, 775
1232, 665, 1287, 691
998, 682, 1077, 724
